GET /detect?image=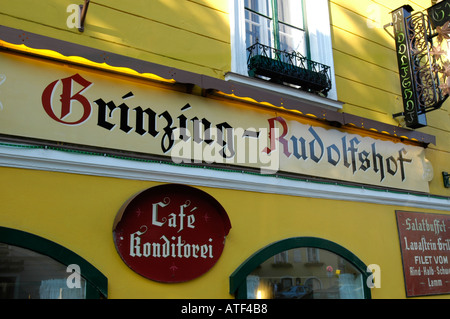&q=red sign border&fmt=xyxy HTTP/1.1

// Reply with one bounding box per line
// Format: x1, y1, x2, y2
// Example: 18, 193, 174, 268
112, 183, 232, 283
